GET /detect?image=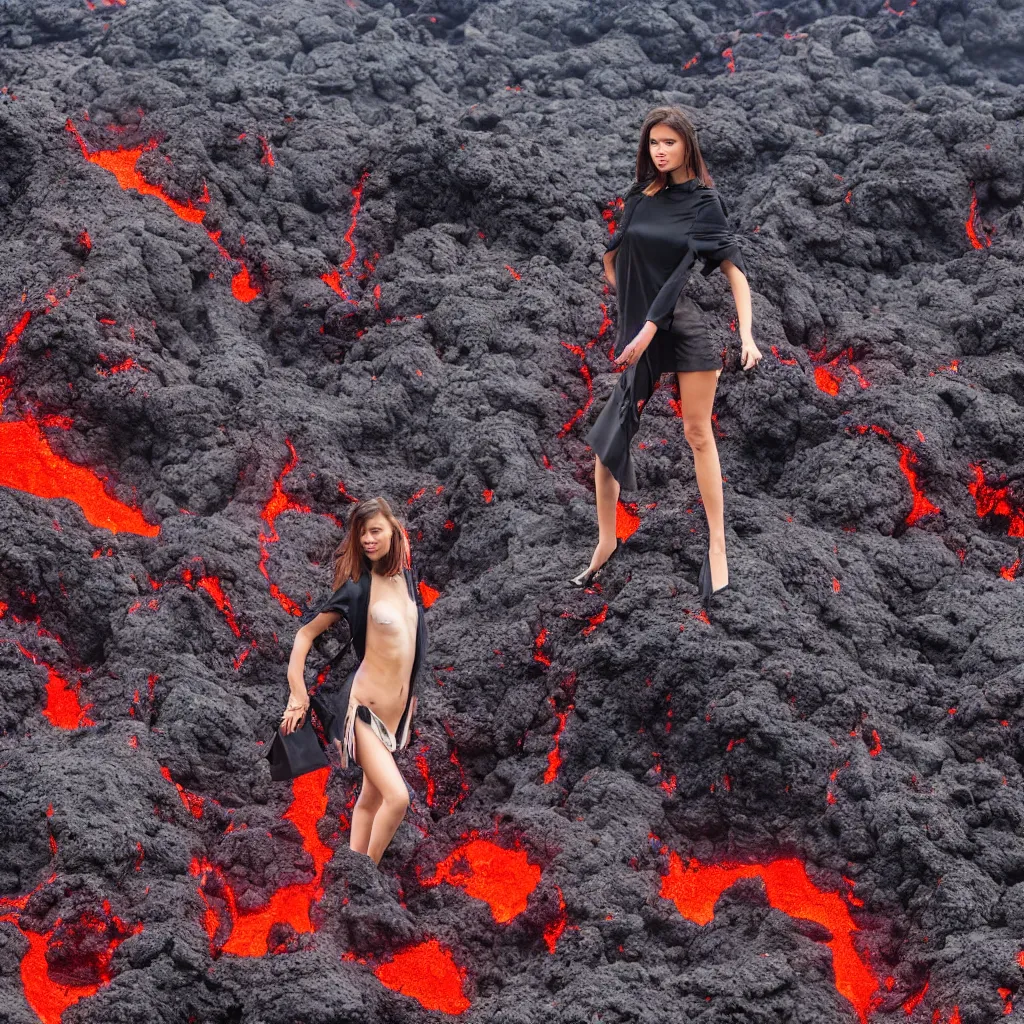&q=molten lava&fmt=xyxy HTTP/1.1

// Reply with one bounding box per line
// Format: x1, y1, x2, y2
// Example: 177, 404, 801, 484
853, 426, 939, 527
558, 303, 613, 438
965, 185, 992, 250
321, 171, 370, 300
419, 580, 440, 609
8, 642, 94, 729
1, 310, 31, 365
373, 938, 470, 1015
616, 500, 640, 541
258, 440, 312, 616
967, 465, 1024, 537
423, 837, 541, 923
660, 854, 877, 1023
544, 885, 567, 953
1, 885, 140, 1024
230, 265, 261, 303
0, 415, 160, 536
544, 674, 576, 785
191, 767, 331, 957
160, 766, 205, 819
